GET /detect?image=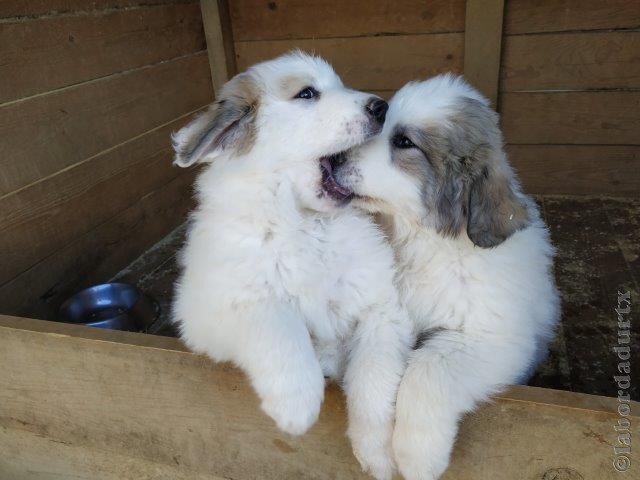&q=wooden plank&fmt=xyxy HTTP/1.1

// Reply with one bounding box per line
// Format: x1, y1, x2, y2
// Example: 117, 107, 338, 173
0, 0, 195, 18
0, 3, 206, 103
508, 145, 640, 196
0, 171, 197, 319
0, 315, 637, 480
0, 315, 187, 350
229, 0, 465, 41
504, 0, 640, 35
501, 31, 640, 92
218, 0, 237, 79
235, 34, 464, 91
463, 0, 504, 106
0, 112, 203, 290
0, 51, 212, 196
0, 430, 223, 480
200, 0, 236, 94
500, 91, 640, 145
